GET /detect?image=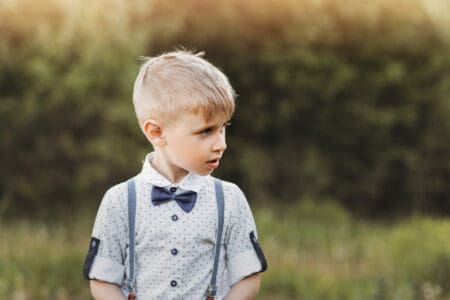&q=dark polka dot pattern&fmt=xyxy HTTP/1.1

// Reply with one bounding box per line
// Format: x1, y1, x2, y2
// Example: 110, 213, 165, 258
88, 153, 264, 299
